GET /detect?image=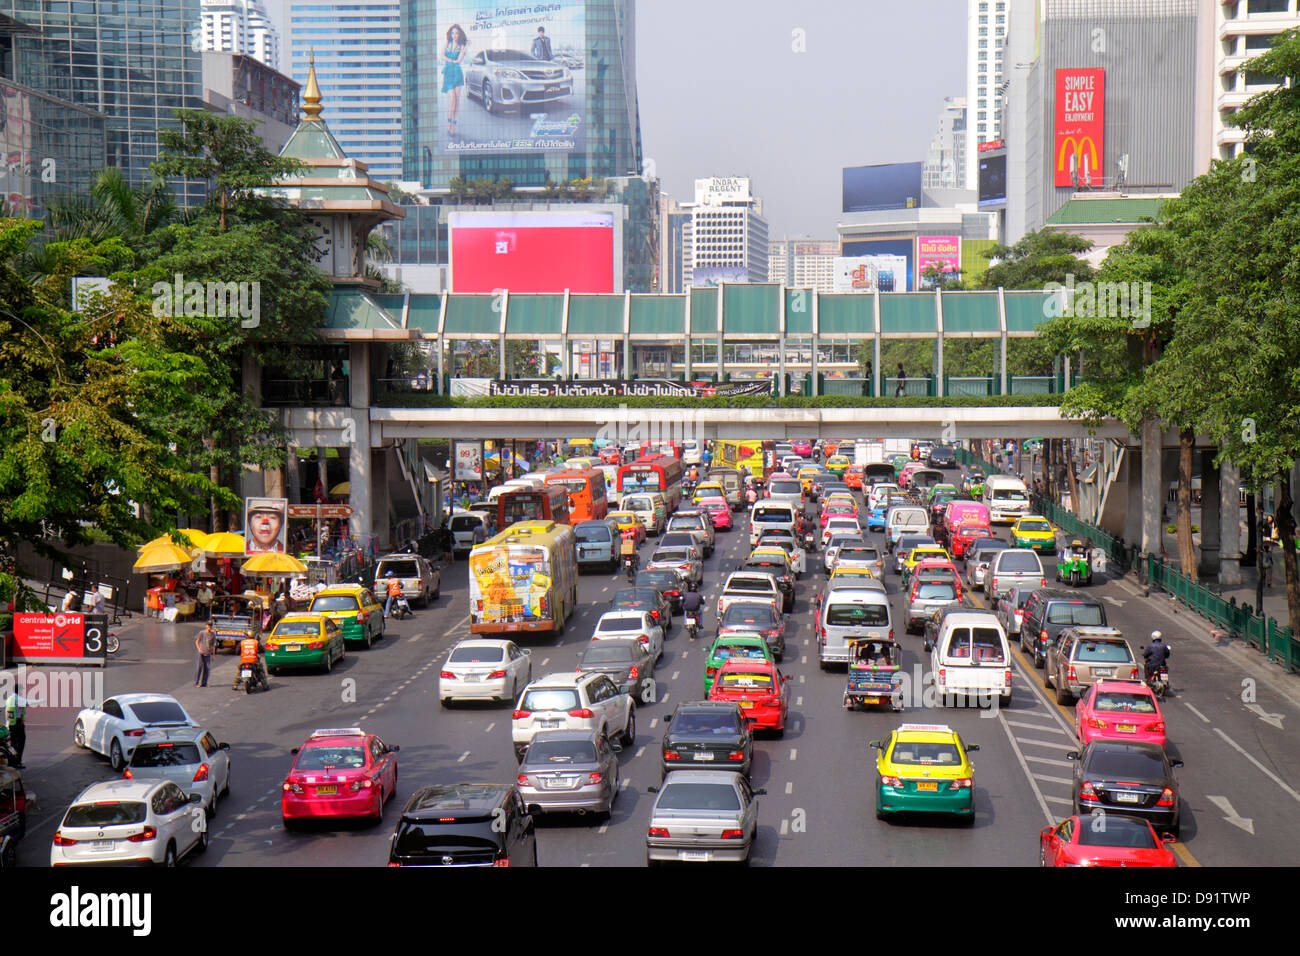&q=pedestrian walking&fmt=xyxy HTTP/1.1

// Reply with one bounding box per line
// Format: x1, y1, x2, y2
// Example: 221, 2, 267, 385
4, 689, 25, 768
194, 623, 215, 687
1262, 544, 1274, 588
894, 363, 906, 398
